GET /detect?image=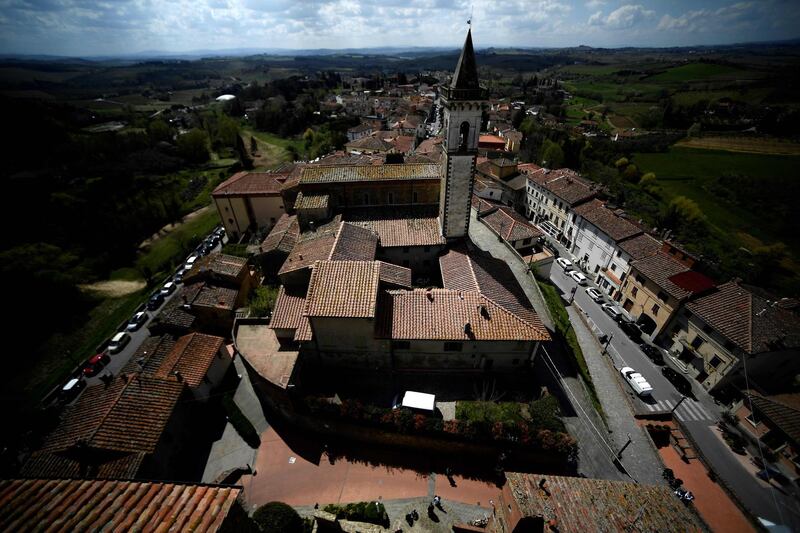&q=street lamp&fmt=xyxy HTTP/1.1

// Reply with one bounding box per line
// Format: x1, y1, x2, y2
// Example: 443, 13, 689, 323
602, 333, 614, 355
